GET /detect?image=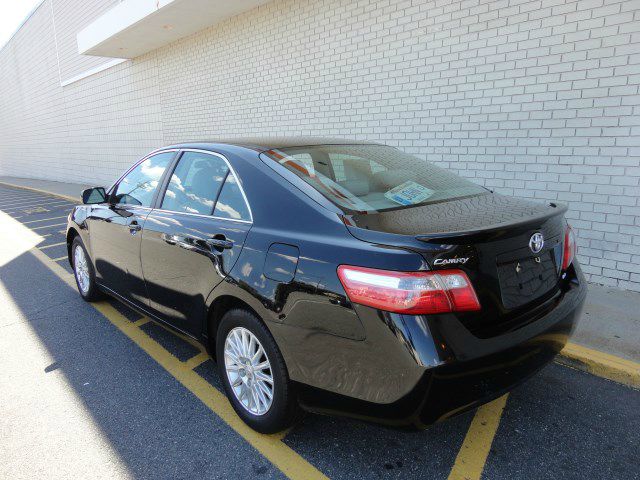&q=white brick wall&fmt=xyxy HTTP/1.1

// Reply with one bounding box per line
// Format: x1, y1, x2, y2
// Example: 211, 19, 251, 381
51, 0, 120, 82
0, 0, 639, 290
